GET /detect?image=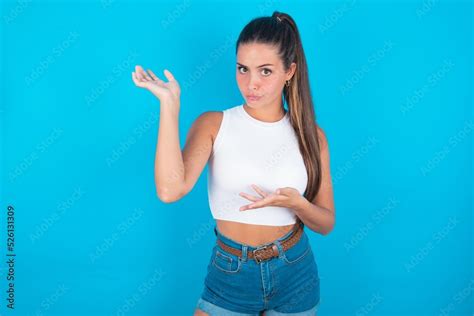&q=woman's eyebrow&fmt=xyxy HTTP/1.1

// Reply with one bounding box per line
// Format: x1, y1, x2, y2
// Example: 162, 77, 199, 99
236, 62, 274, 68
